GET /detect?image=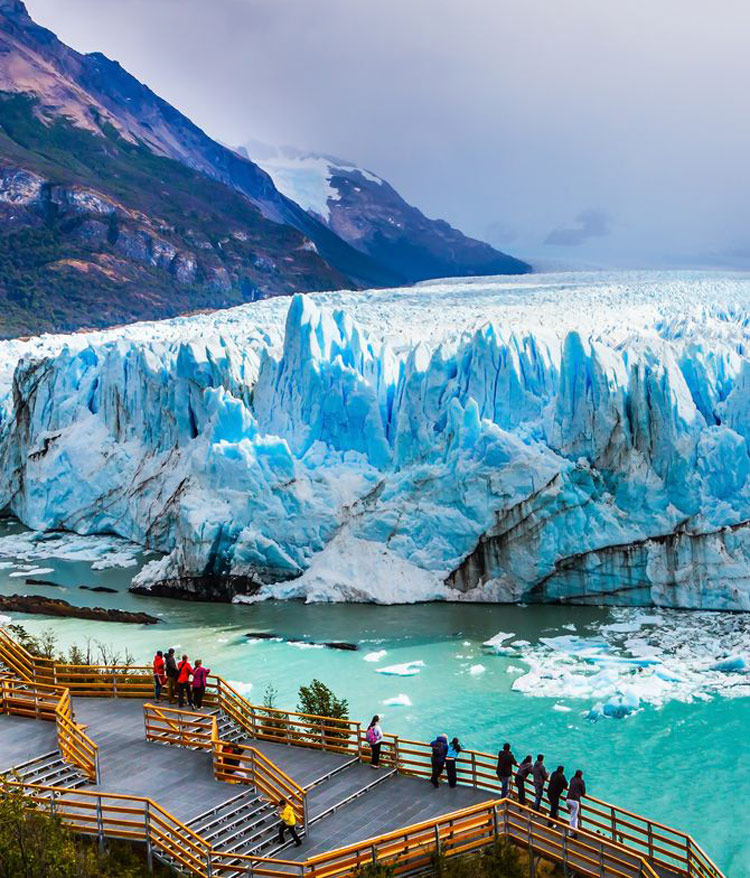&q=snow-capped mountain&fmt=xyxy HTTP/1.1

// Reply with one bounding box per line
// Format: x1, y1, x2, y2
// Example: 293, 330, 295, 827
0, 1, 402, 337
3, 270, 750, 610
237, 142, 531, 283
